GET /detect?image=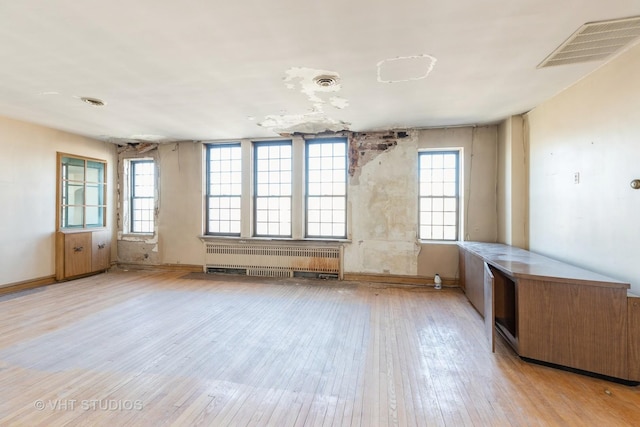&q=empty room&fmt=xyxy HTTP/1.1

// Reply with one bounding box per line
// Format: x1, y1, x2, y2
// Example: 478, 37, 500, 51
1, 1, 639, 425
